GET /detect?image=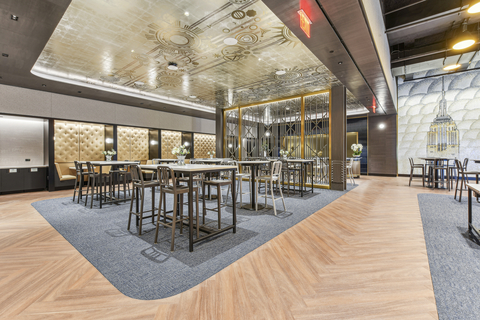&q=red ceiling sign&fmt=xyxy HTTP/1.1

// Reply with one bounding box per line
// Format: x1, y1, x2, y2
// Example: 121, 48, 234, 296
297, 9, 312, 38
